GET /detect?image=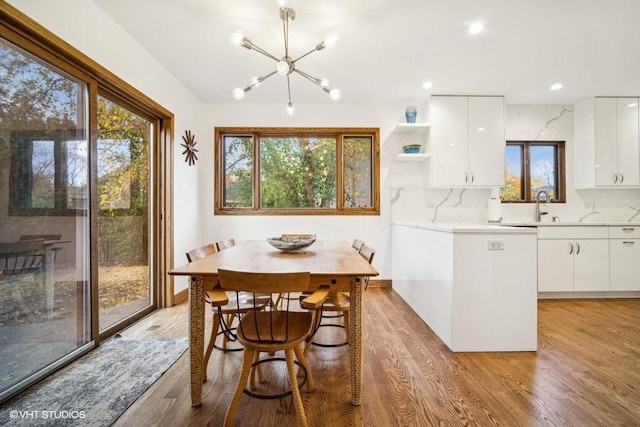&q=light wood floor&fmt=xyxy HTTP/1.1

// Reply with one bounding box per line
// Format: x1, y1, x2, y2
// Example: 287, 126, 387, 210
115, 289, 640, 426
